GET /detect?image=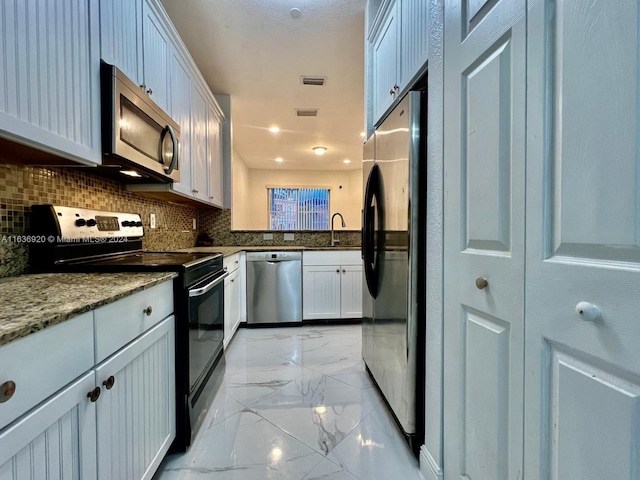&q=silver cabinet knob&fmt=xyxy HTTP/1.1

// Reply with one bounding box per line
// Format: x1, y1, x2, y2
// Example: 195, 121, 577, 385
146, 88, 153, 95
575, 302, 600, 322
143, 306, 153, 316
394, 84, 400, 91
389, 89, 395, 96
475, 277, 488, 289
